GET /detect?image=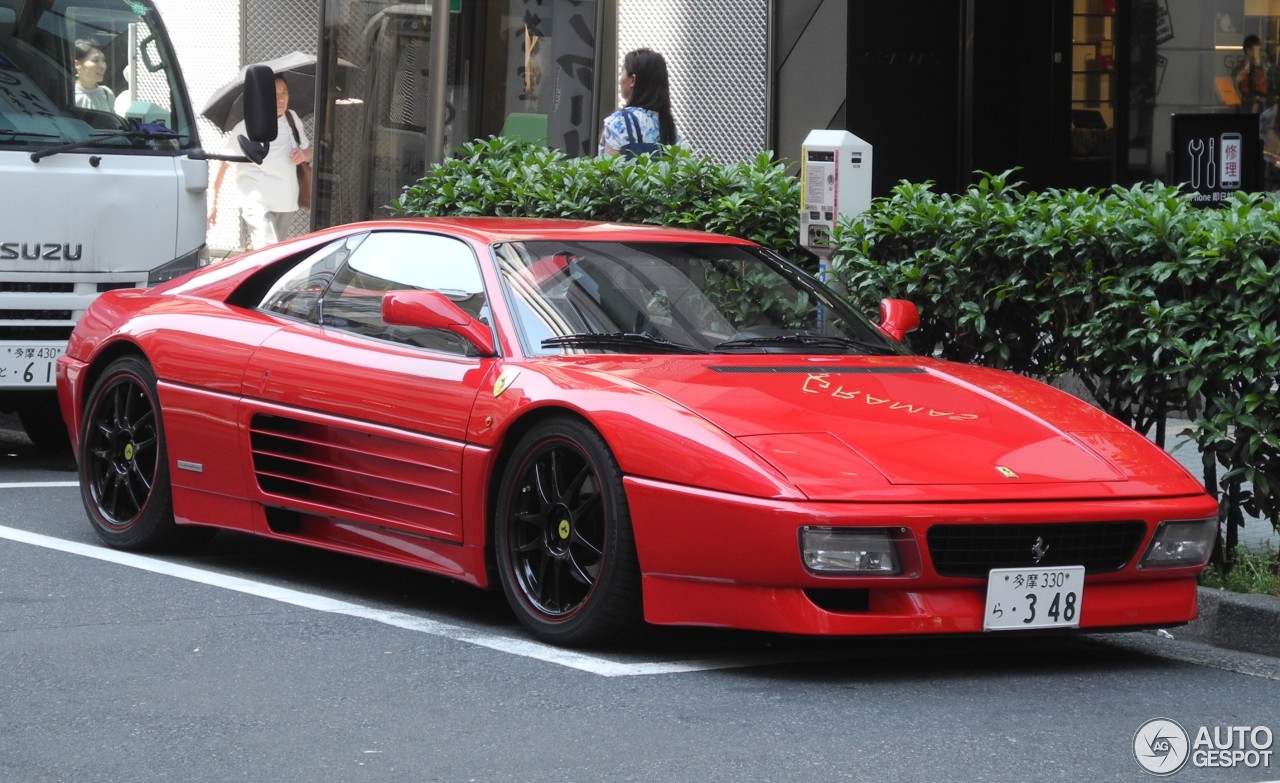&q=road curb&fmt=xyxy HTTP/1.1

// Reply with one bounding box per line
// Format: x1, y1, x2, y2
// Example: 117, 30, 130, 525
1166, 587, 1280, 658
